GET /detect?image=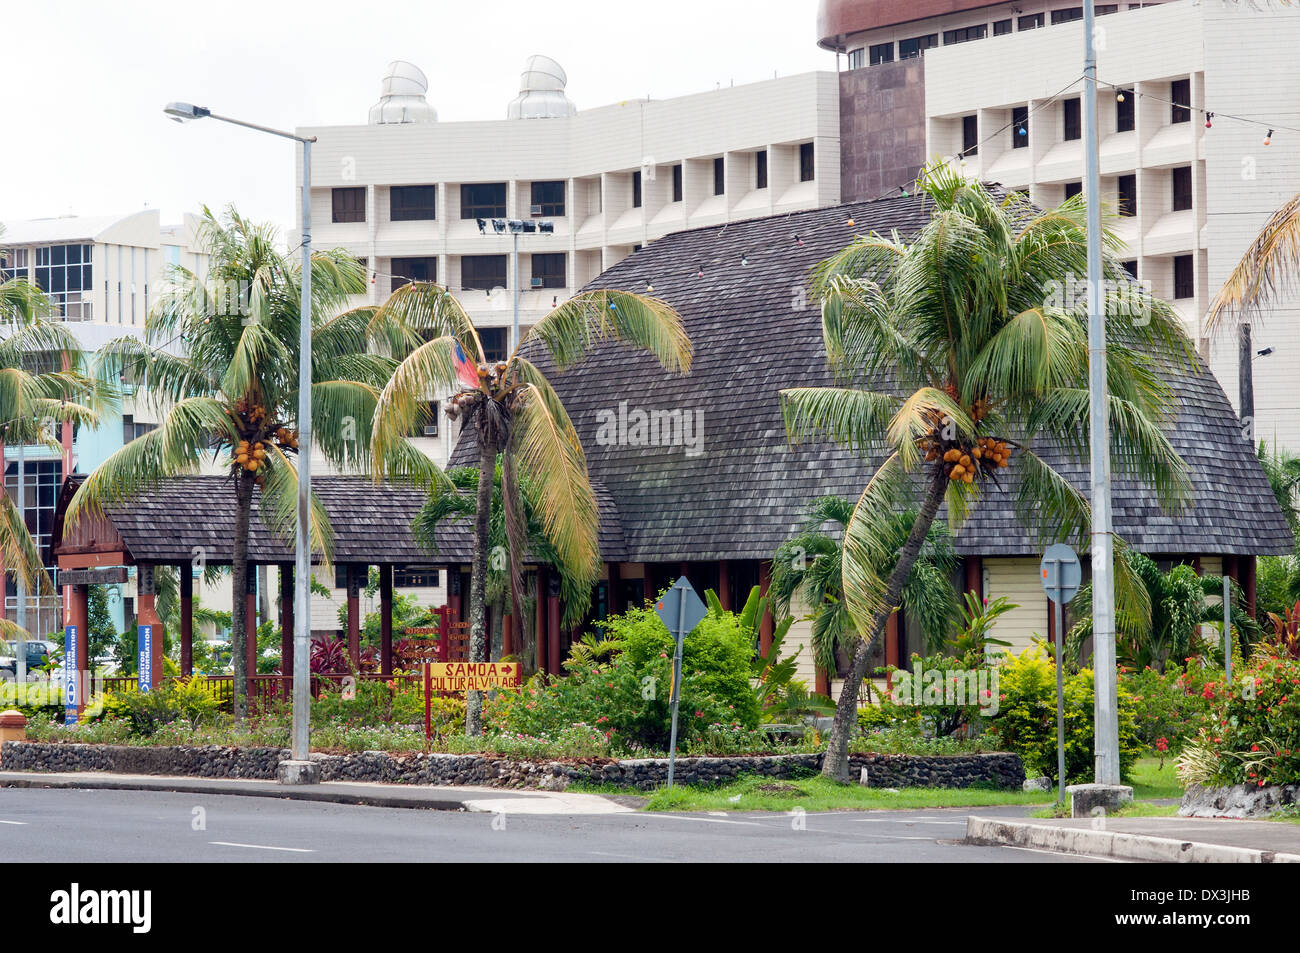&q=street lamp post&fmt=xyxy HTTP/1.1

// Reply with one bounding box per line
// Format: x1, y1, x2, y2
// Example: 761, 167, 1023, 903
164, 102, 319, 782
